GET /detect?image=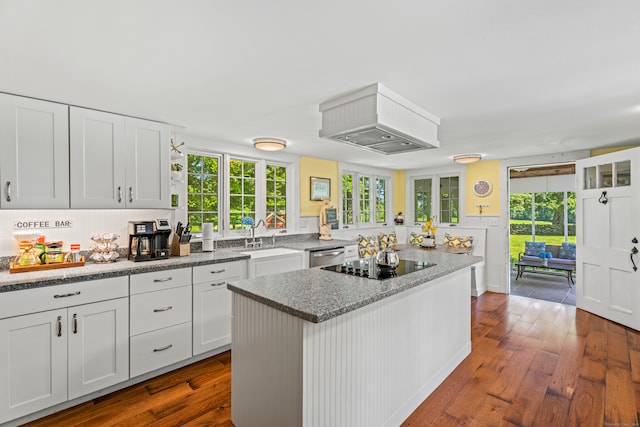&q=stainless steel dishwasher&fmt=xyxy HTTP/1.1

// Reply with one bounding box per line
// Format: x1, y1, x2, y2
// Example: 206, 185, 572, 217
309, 247, 345, 268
